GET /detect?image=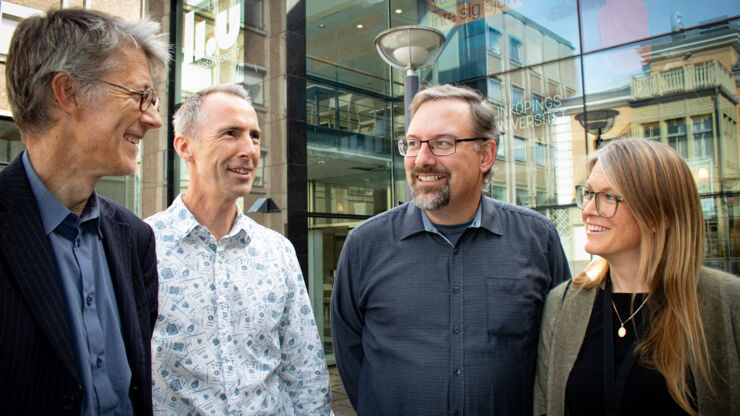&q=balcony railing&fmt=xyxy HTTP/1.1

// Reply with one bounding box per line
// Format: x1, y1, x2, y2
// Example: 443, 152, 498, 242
631, 60, 734, 100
